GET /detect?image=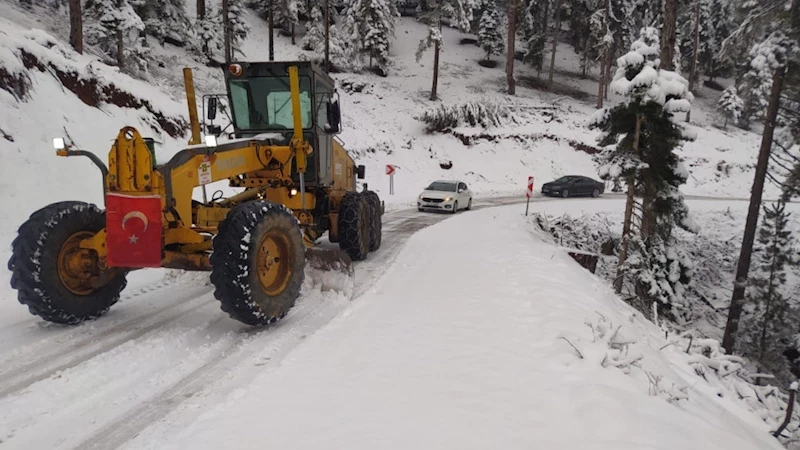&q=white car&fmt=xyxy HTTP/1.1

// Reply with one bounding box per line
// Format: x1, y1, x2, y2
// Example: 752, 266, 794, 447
417, 180, 473, 213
